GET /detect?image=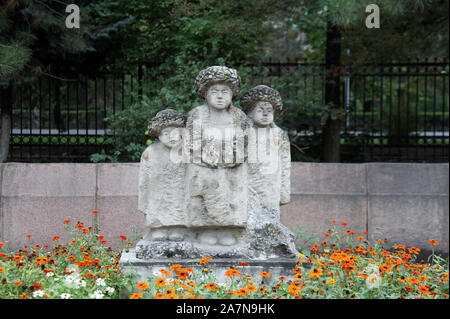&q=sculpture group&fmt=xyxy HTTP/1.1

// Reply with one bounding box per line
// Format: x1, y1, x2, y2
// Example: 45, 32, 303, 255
137, 66, 298, 259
